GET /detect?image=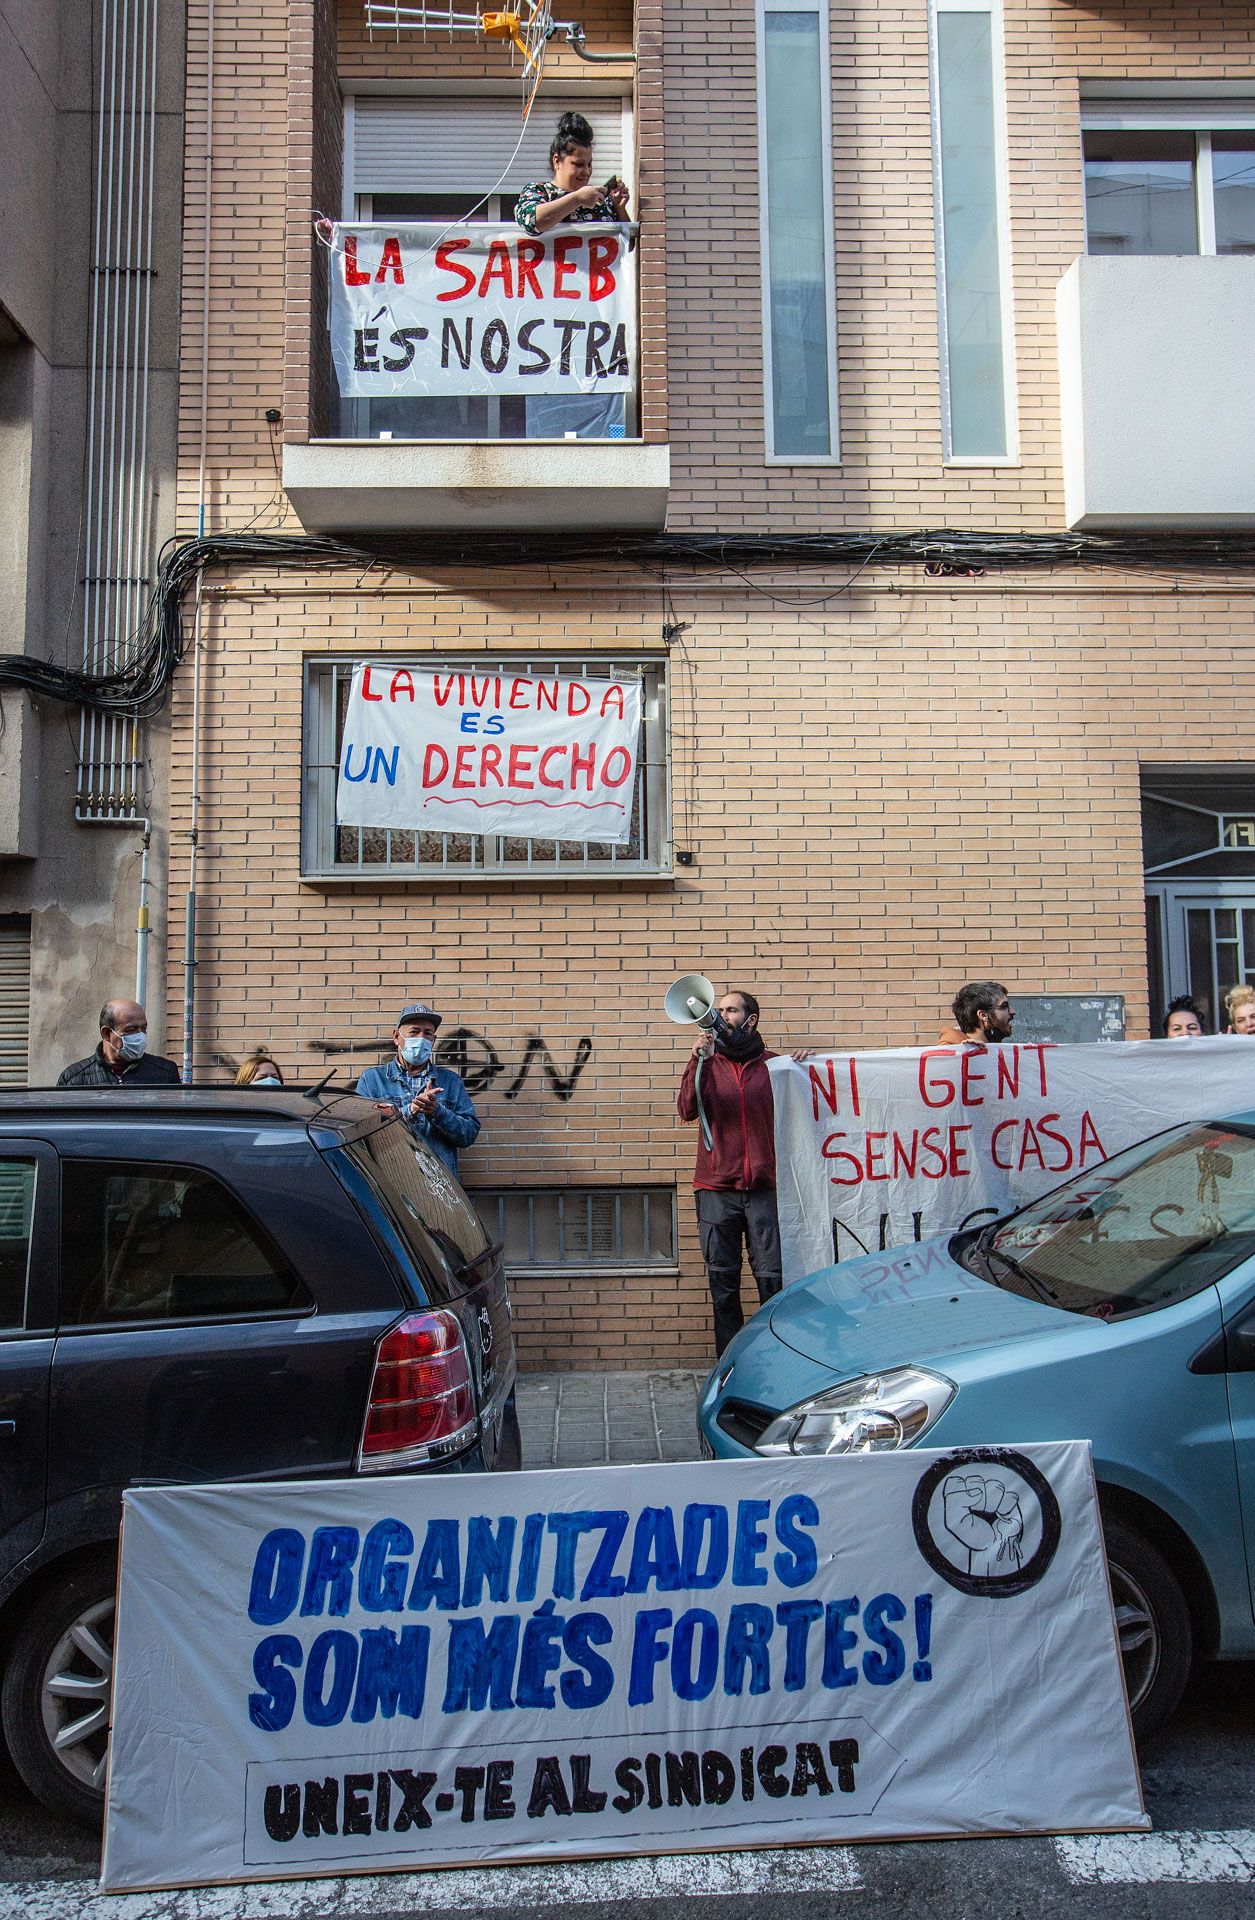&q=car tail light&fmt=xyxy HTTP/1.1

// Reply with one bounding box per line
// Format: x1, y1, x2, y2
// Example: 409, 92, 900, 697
358, 1310, 478, 1469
